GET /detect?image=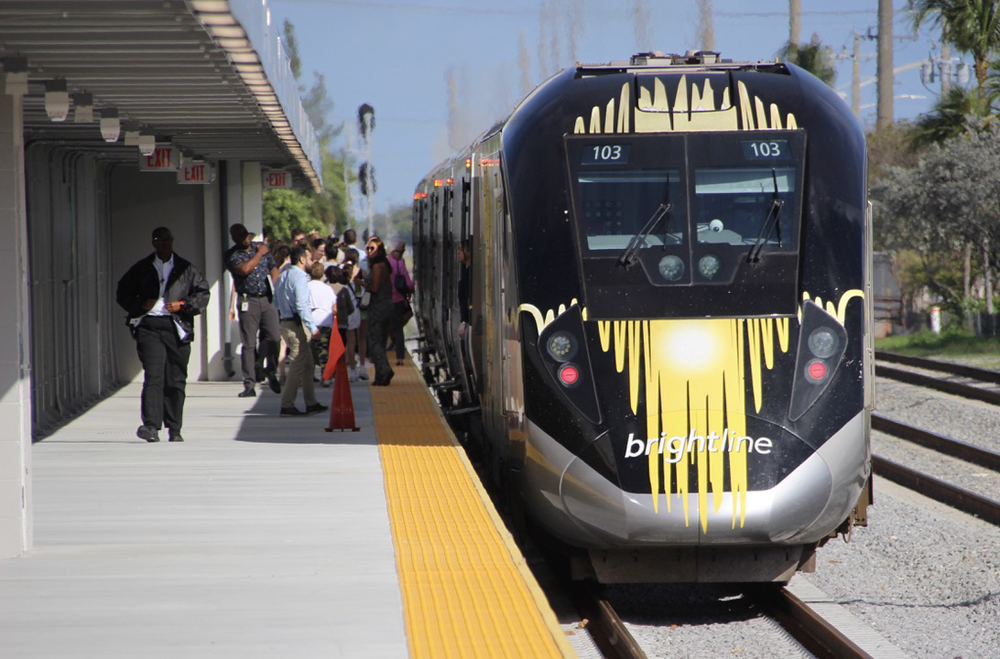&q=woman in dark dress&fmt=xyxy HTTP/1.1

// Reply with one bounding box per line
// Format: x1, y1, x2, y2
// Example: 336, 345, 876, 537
364, 239, 394, 386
